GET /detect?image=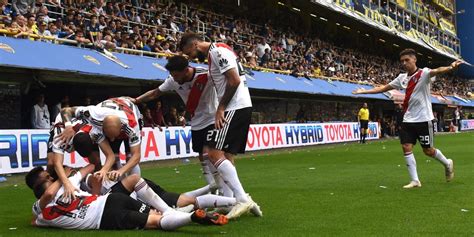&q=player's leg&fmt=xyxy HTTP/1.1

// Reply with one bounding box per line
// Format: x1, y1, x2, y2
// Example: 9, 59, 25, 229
193, 126, 217, 187
115, 174, 172, 213
359, 127, 364, 143
400, 123, 421, 188
158, 209, 228, 230
177, 193, 236, 209
420, 121, 454, 182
